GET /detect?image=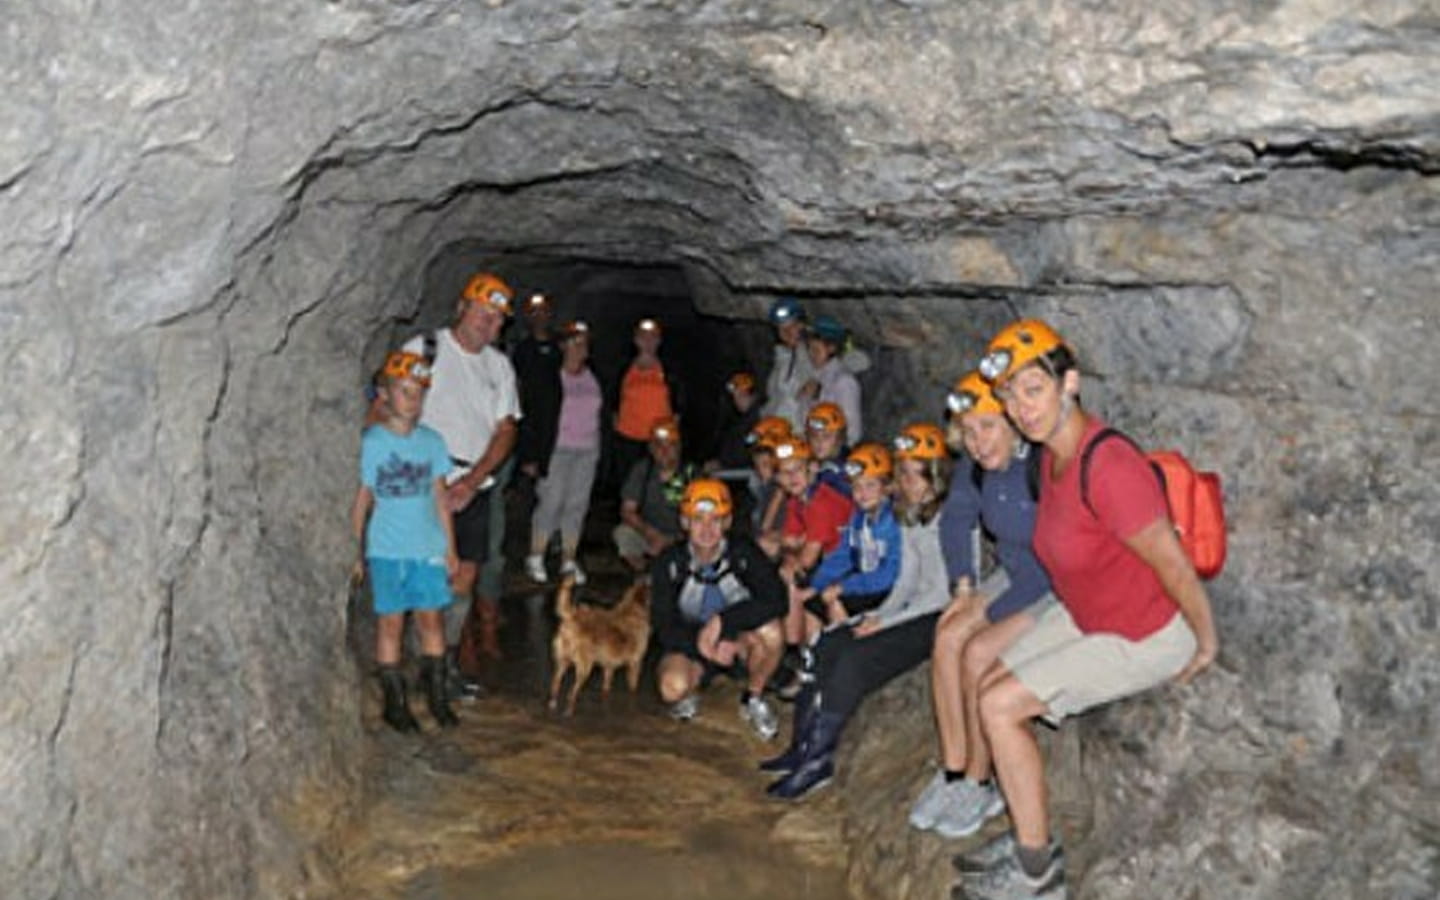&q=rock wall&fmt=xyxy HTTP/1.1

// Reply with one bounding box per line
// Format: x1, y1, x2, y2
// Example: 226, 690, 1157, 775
1, 1, 1435, 898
